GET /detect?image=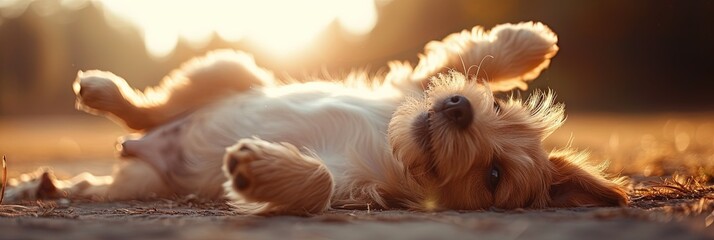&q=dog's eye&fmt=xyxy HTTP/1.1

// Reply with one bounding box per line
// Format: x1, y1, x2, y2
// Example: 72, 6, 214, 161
487, 165, 501, 192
